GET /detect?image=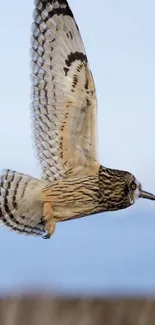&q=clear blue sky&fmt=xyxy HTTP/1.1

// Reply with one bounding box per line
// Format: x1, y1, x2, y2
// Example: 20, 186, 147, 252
0, 0, 155, 296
